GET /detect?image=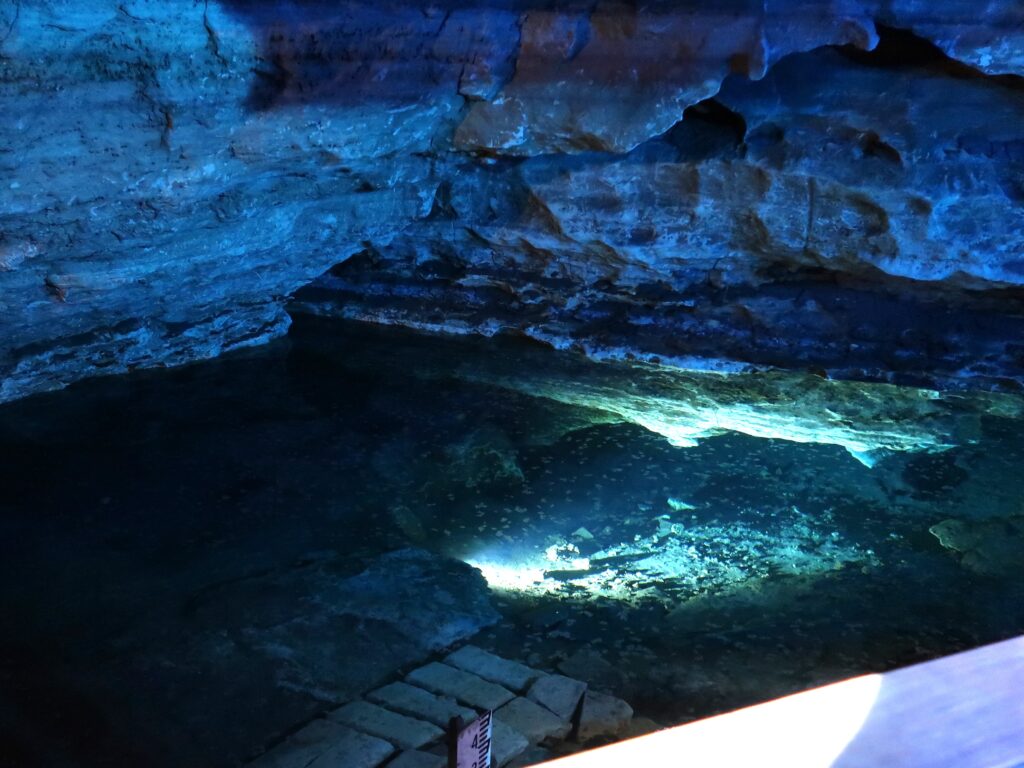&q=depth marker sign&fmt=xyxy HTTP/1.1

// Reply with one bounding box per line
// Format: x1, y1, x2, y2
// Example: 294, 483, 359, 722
450, 711, 493, 768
